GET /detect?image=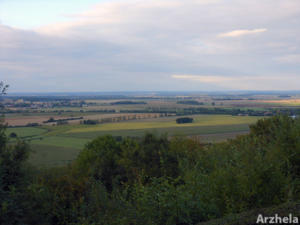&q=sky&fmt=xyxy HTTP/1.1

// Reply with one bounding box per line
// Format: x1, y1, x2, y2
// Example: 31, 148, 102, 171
0, 0, 300, 92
